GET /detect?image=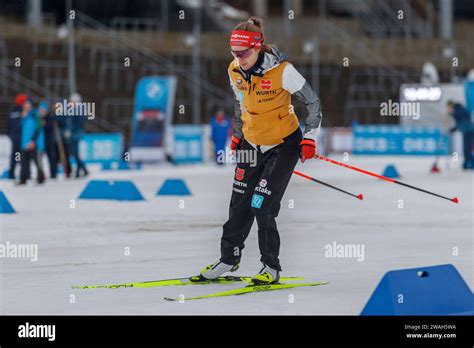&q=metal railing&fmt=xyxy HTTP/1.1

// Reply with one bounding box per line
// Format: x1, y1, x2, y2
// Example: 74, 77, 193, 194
98, 62, 135, 92
343, 67, 420, 124
44, 78, 69, 98
0, 58, 14, 96
331, 0, 435, 38
110, 17, 163, 34
0, 64, 61, 101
